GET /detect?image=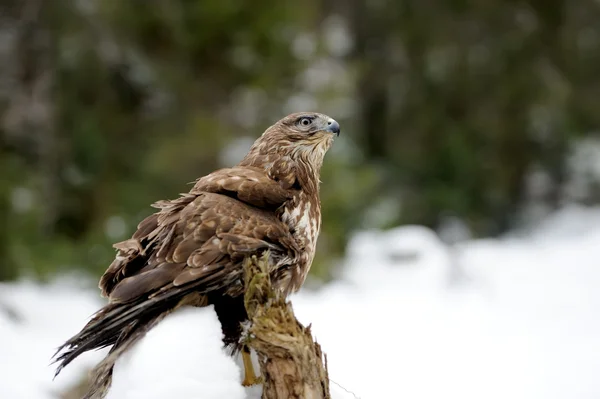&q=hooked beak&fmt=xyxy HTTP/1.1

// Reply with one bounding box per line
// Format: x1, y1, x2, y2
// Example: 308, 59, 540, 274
325, 119, 340, 136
